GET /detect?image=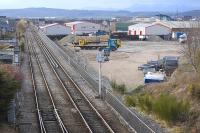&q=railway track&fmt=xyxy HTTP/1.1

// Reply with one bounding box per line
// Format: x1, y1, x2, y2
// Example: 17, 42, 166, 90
26, 31, 68, 133
30, 27, 116, 133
